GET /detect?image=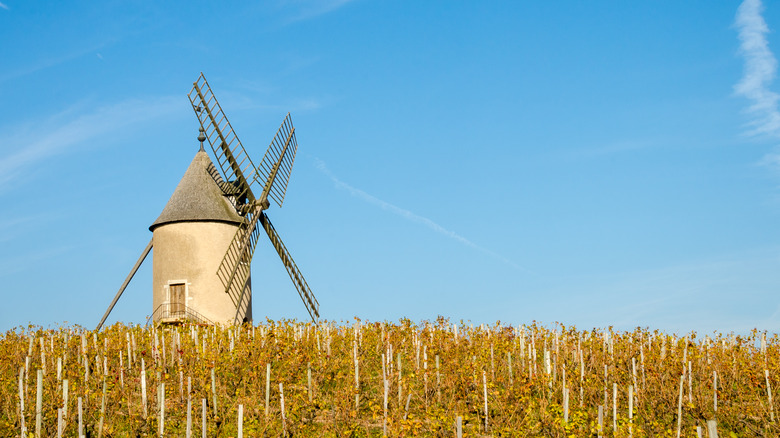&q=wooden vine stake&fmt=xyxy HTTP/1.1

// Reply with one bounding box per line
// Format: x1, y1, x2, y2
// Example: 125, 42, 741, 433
186, 397, 192, 438
629, 385, 634, 438
159, 382, 165, 436
98, 379, 107, 438
211, 368, 217, 417
141, 358, 148, 418
280, 382, 287, 437
201, 399, 207, 438
78, 397, 84, 438
237, 404, 244, 438
265, 363, 271, 417
766, 370, 775, 421
354, 342, 360, 410
598, 405, 603, 438
713, 370, 718, 412
18, 367, 25, 437
35, 369, 42, 438
482, 371, 489, 433
307, 362, 313, 402
398, 353, 403, 405
383, 379, 388, 436
436, 355, 441, 404
63, 379, 68, 417
612, 382, 617, 432
676, 374, 684, 438
508, 352, 513, 385
706, 419, 719, 438
455, 415, 463, 438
